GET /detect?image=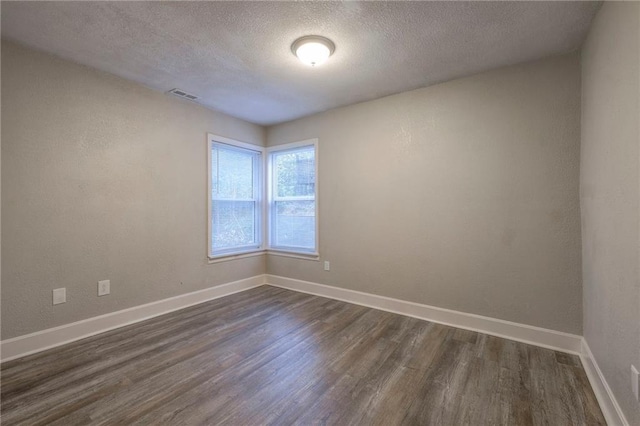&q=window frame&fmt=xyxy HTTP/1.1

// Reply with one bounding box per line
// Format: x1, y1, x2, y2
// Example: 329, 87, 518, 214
207, 133, 265, 260
267, 139, 319, 257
